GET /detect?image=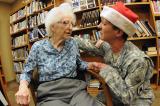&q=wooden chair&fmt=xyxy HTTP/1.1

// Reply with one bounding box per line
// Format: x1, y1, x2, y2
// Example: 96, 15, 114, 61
29, 56, 113, 106
81, 55, 113, 106
30, 70, 112, 106
87, 69, 112, 106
